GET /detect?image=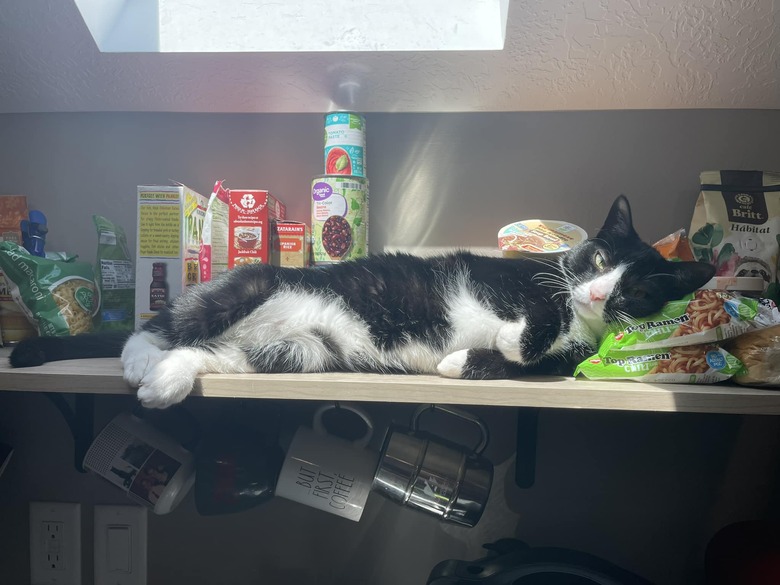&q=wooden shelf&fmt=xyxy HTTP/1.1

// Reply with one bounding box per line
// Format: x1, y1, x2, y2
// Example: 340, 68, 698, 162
1, 349, 779, 415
